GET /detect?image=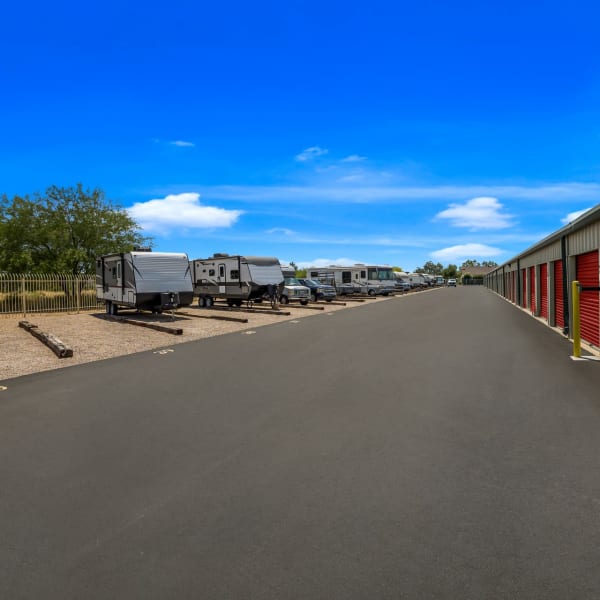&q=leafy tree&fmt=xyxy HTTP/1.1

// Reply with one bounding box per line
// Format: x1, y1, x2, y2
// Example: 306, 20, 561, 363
442, 264, 458, 279
392, 266, 404, 272
460, 259, 481, 270
481, 260, 498, 267
0, 184, 151, 274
